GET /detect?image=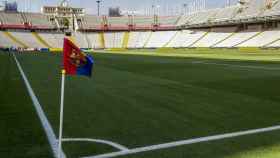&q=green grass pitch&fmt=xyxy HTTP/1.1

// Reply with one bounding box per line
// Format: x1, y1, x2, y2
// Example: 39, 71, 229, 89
2, 49, 280, 158
0, 52, 53, 158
